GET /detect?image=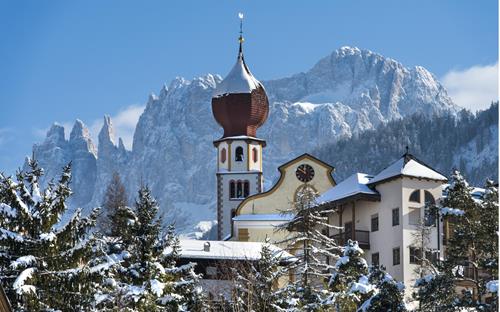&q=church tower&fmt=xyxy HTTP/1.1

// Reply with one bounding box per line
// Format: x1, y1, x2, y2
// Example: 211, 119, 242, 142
212, 15, 269, 240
